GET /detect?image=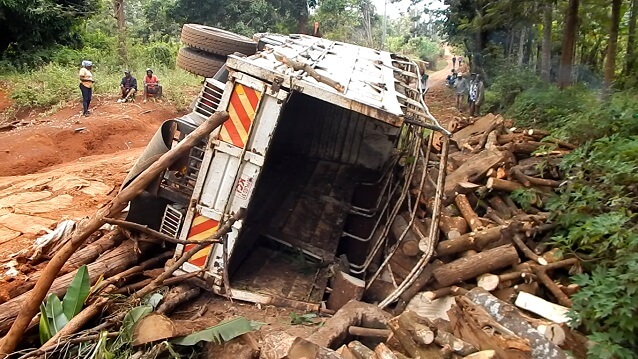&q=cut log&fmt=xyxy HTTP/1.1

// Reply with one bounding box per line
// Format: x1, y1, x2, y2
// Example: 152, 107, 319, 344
307, 301, 391, 348
133, 313, 175, 346
444, 150, 510, 200
477, 274, 500, 291
532, 266, 572, 307
465, 288, 567, 359
510, 232, 548, 266
388, 313, 444, 359
433, 245, 520, 287
449, 296, 531, 358
439, 215, 469, 240
487, 197, 513, 219
498, 141, 546, 155
486, 178, 523, 192
348, 326, 390, 338
3, 230, 124, 300
454, 194, 483, 232
0, 240, 142, 335
397, 260, 442, 306
559, 324, 590, 359
347, 341, 376, 359
327, 271, 365, 311
287, 337, 345, 359
156, 283, 201, 315
514, 291, 570, 324
463, 350, 496, 359
535, 323, 566, 345
509, 167, 531, 187
436, 226, 505, 257
374, 343, 398, 359
390, 214, 421, 257
471, 118, 503, 154
451, 114, 497, 149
